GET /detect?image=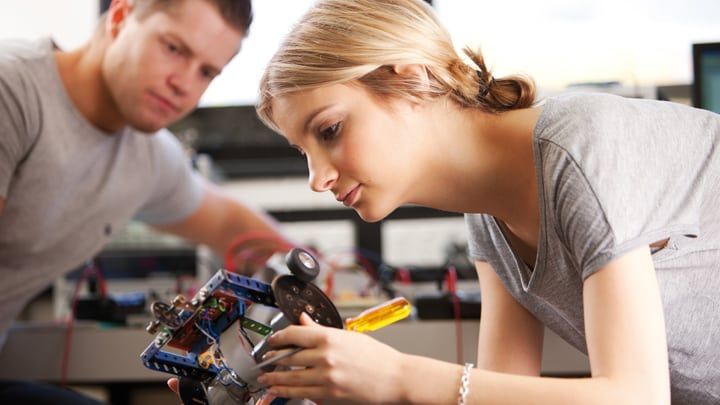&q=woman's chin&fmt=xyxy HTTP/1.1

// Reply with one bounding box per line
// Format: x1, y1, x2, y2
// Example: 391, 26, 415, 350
355, 204, 393, 223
